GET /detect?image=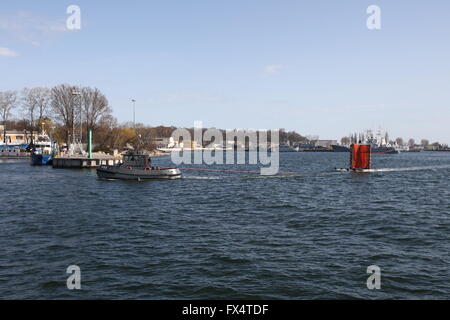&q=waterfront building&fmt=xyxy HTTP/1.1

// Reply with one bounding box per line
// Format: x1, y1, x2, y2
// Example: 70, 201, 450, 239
0, 126, 30, 149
